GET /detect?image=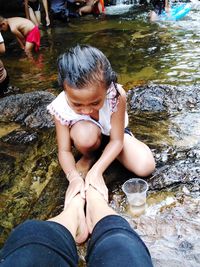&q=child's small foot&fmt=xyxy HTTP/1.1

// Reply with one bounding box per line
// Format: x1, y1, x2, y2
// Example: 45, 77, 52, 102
76, 155, 96, 178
